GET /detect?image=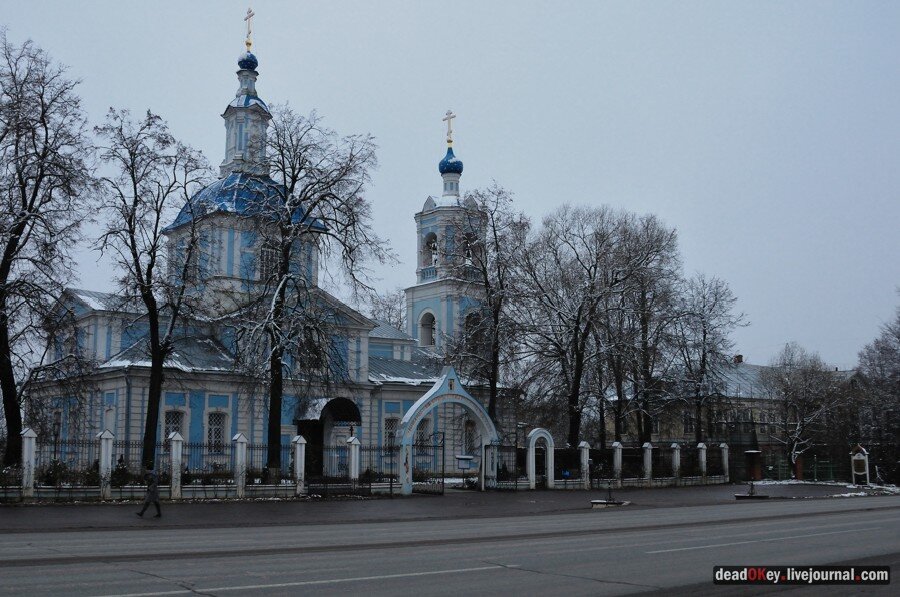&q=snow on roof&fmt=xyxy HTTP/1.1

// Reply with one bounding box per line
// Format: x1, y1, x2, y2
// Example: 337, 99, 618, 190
69, 288, 125, 312
368, 350, 442, 385
99, 336, 234, 373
